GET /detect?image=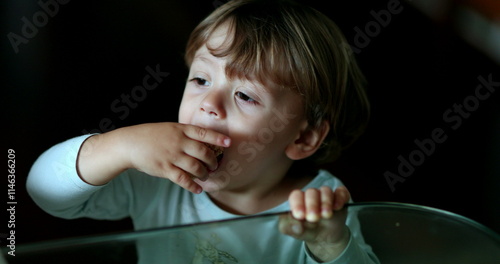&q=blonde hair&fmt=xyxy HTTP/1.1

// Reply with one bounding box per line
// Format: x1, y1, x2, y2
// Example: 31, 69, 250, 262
185, 0, 370, 164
